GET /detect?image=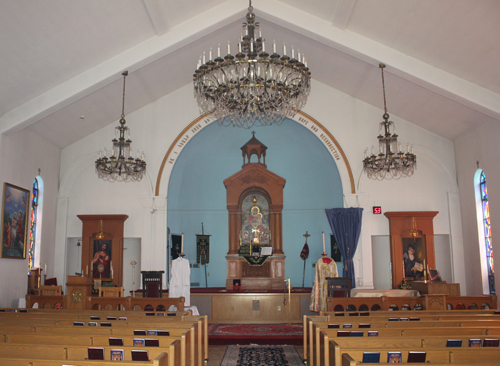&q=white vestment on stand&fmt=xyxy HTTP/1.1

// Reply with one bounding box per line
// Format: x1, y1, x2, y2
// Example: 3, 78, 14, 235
169, 257, 191, 306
